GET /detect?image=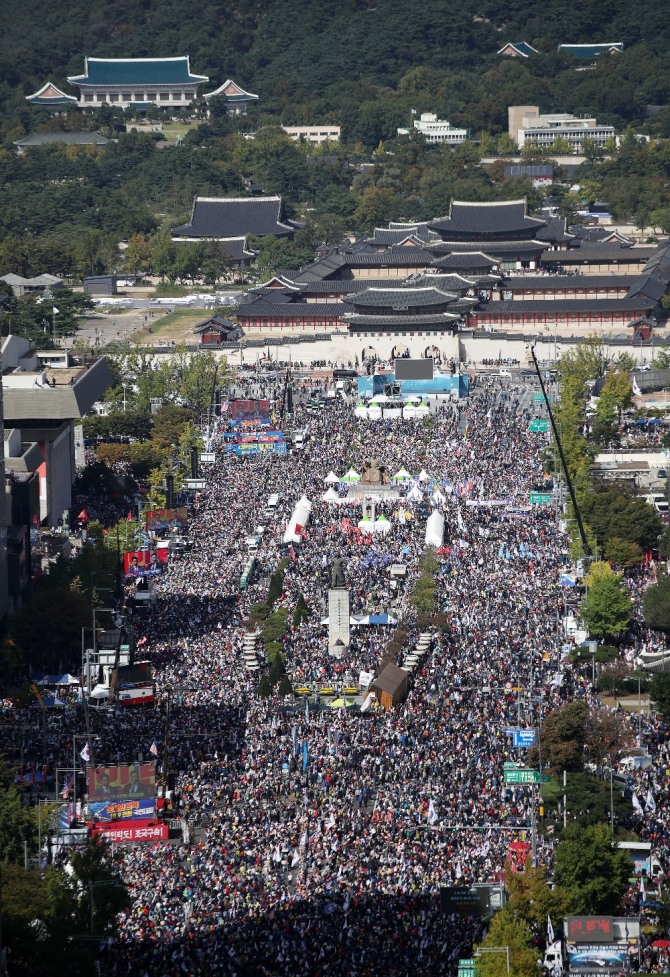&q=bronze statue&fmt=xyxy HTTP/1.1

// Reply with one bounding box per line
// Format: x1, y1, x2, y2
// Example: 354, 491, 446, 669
361, 459, 388, 485
330, 556, 346, 589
